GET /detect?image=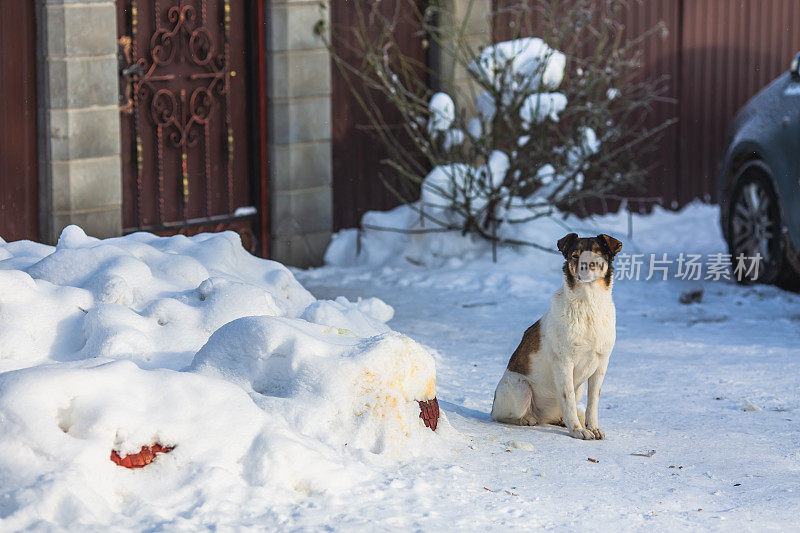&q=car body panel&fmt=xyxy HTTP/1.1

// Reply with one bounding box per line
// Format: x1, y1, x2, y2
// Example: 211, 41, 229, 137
719, 72, 800, 260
